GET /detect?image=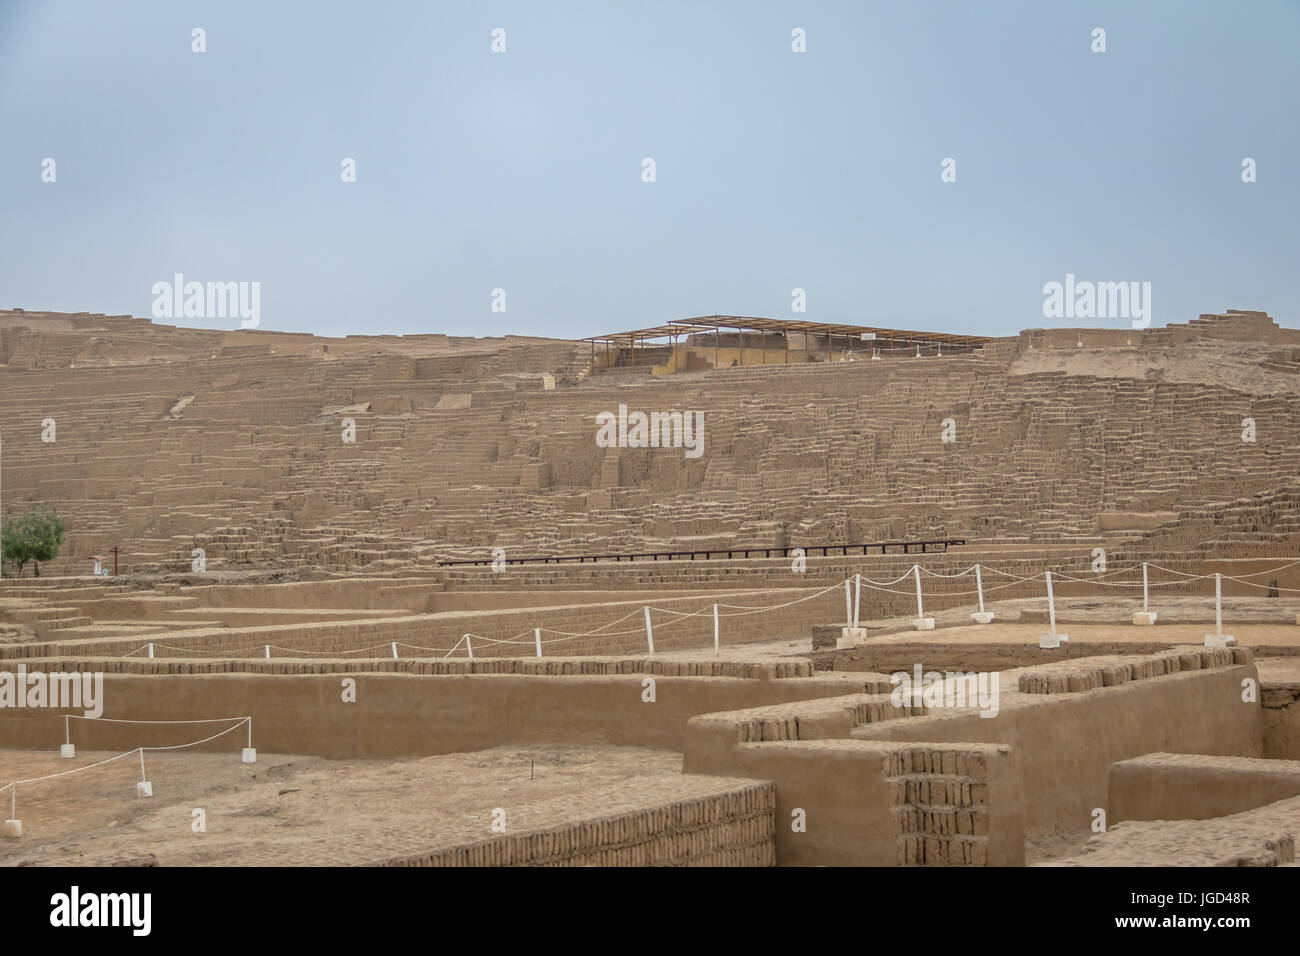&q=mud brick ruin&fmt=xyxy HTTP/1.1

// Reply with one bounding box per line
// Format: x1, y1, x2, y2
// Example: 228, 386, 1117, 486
3, 306, 1300, 867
